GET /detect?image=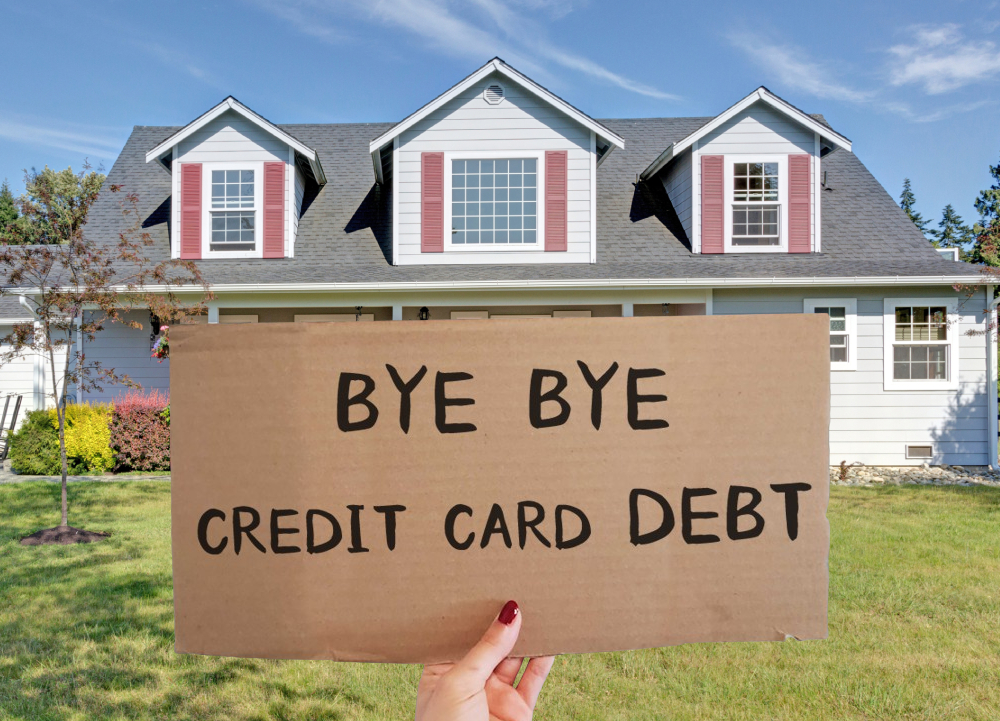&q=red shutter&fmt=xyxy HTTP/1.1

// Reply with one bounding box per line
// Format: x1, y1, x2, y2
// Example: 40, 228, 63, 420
700, 155, 724, 254
545, 150, 568, 251
421, 152, 444, 252
263, 161, 285, 258
179, 163, 202, 259
788, 154, 812, 253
